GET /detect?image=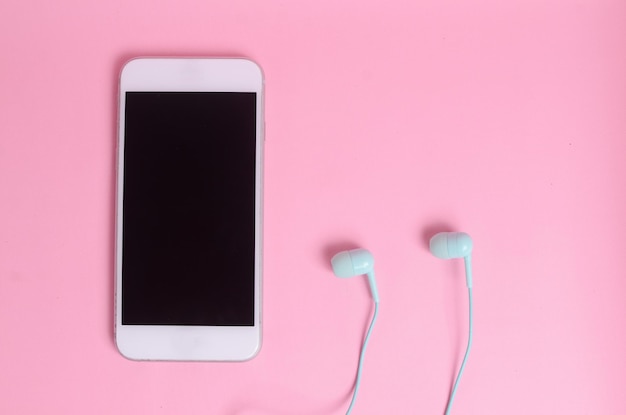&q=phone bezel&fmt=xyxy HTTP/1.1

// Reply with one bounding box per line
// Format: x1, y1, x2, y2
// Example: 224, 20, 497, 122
115, 58, 263, 361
